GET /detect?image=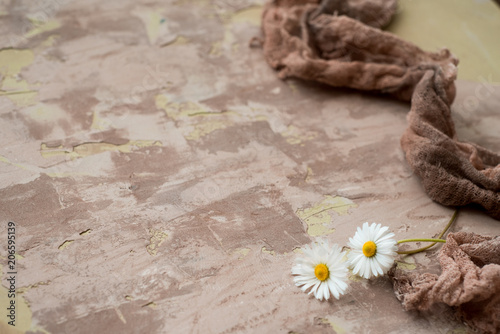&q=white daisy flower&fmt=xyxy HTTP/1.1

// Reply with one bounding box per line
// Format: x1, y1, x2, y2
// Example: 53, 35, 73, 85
347, 222, 398, 279
292, 240, 349, 301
